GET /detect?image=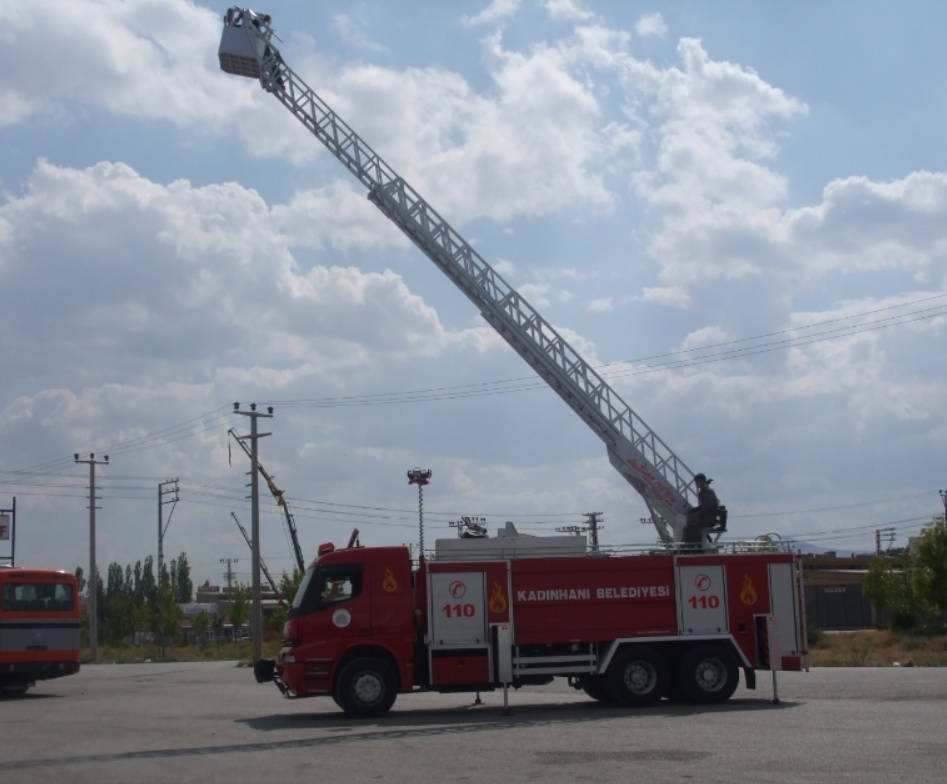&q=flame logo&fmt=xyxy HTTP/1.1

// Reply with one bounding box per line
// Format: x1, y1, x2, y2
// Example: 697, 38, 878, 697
740, 574, 758, 605
382, 568, 398, 593
488, 581, 508, 614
